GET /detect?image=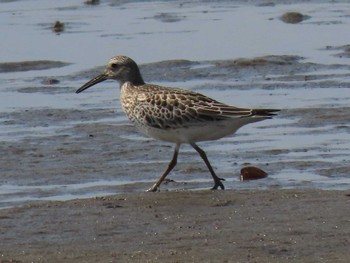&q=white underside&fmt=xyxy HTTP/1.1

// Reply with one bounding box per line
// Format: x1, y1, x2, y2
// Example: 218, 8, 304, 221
135, 116, 269, 144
